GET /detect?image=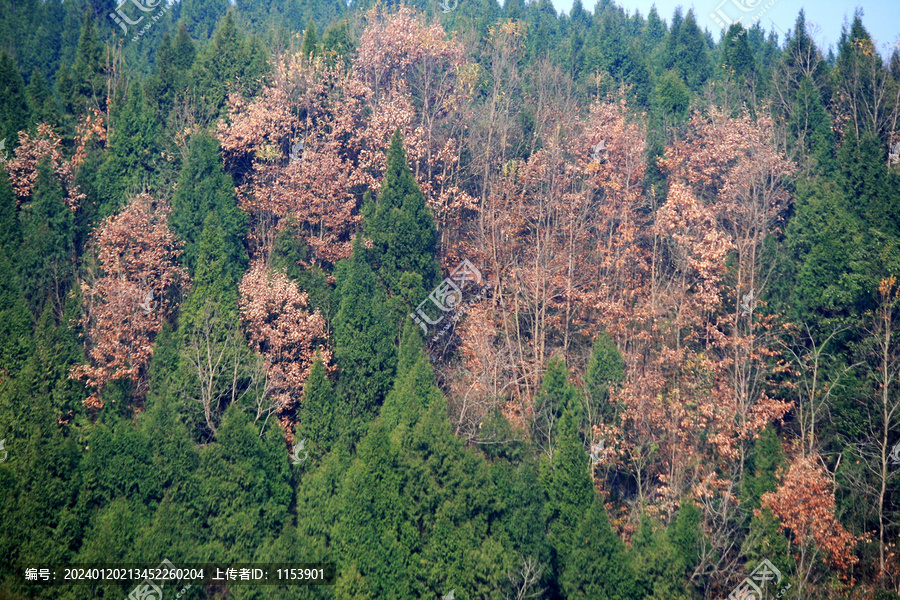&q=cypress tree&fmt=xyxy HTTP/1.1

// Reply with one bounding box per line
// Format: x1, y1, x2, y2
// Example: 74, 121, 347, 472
301, 19, 318, 57
362, 129, 440, 297
583, 331, 625, 428
332, 238, 397, 438
0, 51, 29, 144
95, 82, 160, 217
195, 405, 291, 561
18, 157, 75, 316
298, 356, 338, 459
26, 68, 60, 129
171, 131, 247, 283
